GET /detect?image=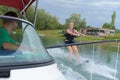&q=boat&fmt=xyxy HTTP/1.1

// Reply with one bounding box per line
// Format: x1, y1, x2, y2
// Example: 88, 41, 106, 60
0, 0, 65, 80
